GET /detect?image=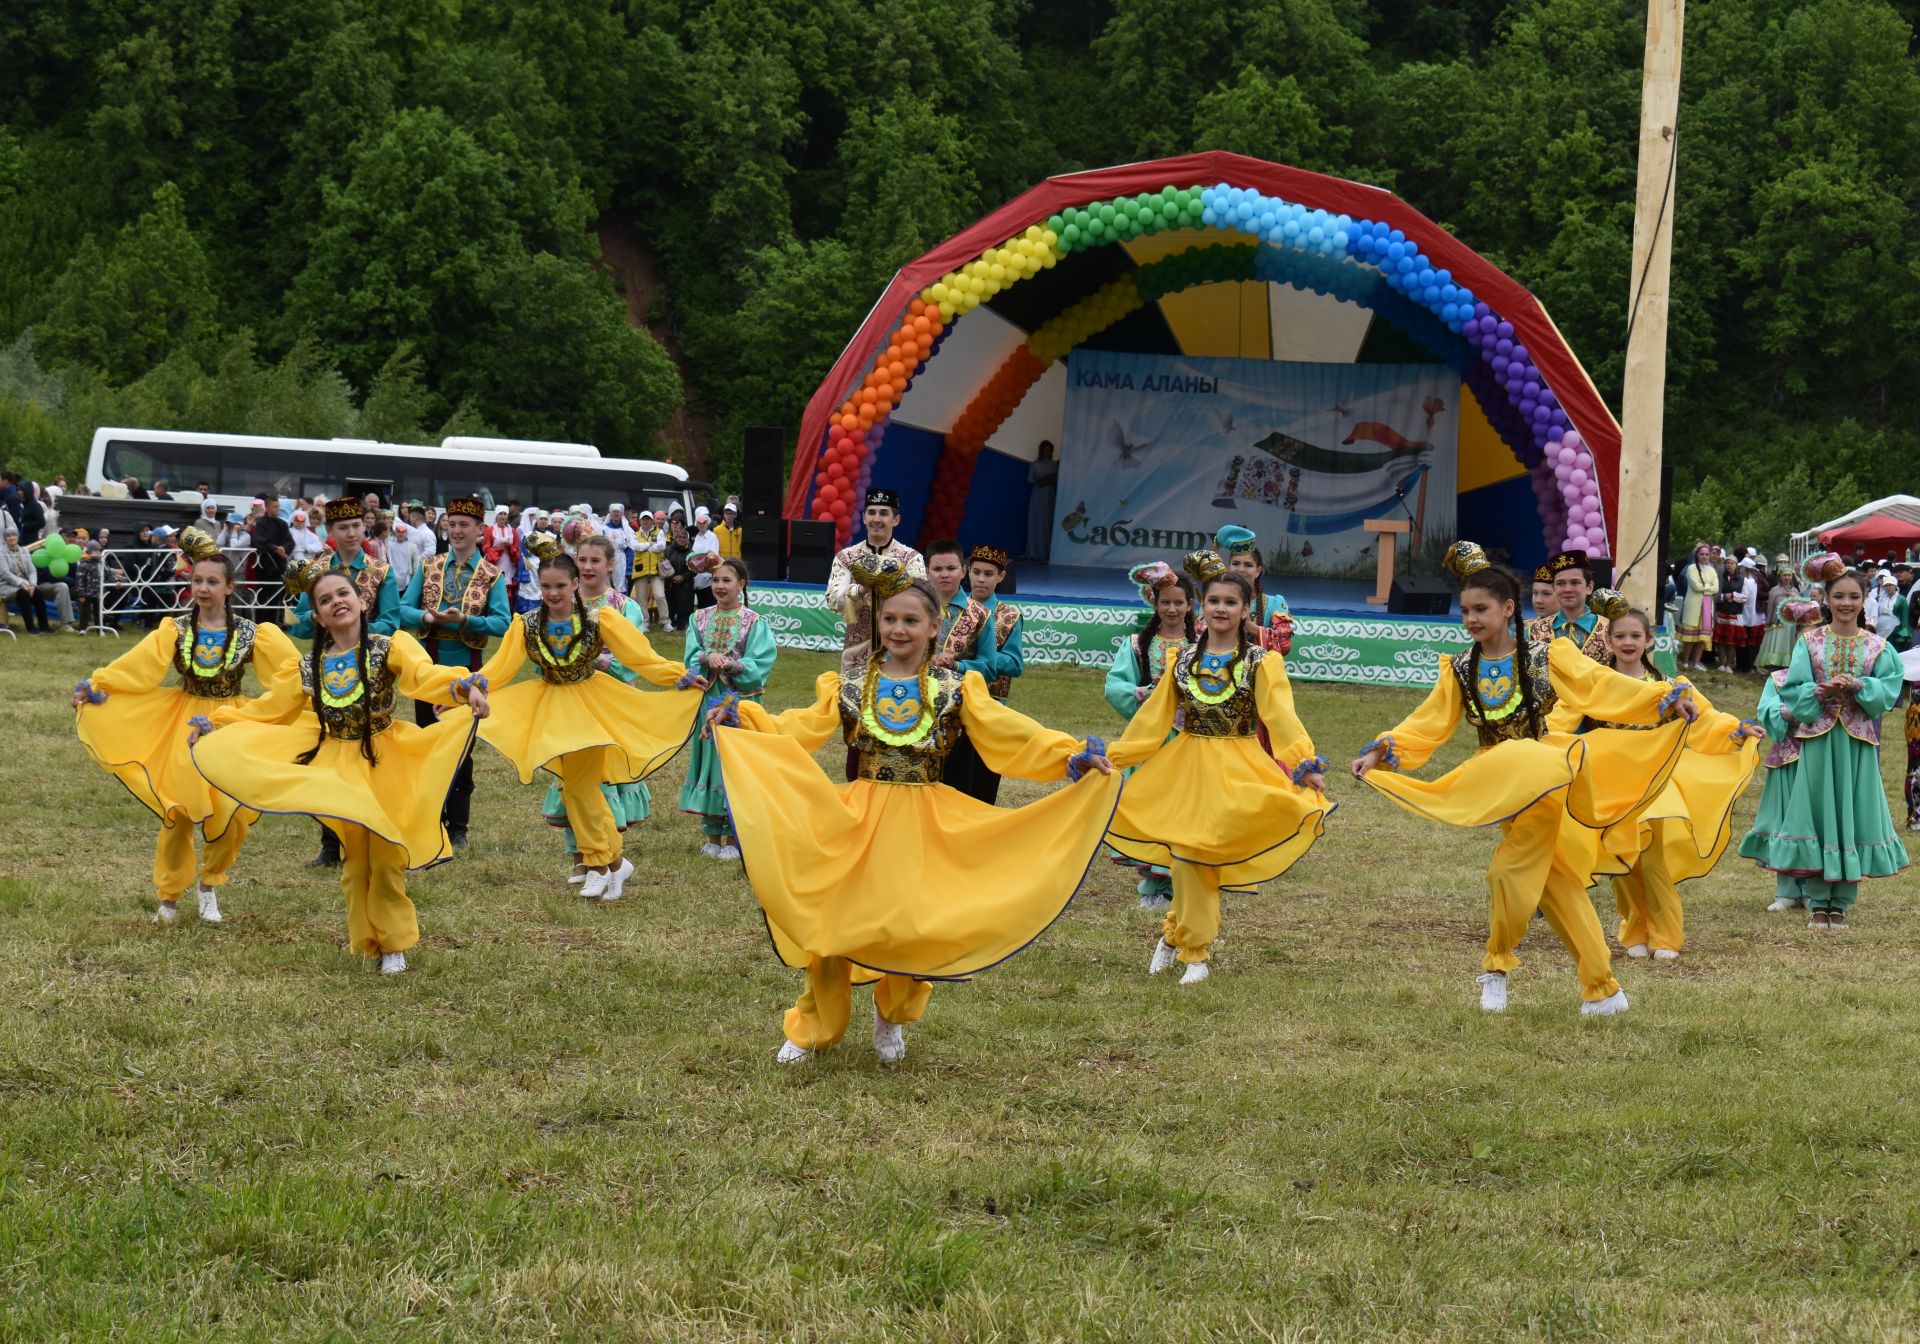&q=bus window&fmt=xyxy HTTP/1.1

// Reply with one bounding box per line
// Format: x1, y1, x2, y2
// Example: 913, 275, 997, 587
432, 472, 497, 509
224, 449, 328, 501
104, 438, 223, 493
